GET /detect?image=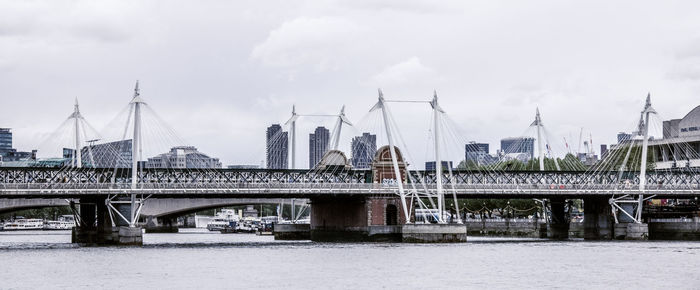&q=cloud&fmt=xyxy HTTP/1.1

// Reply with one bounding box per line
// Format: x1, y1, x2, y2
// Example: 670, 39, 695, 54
251, 17, 364, 71
666, 38, 700, 81
334, 0, 453, 15
666, 62, 700, 81
370, 57, 440, 86
4, 1, 700, 166
675, 38, 700, 60
0, 1, 137, 46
